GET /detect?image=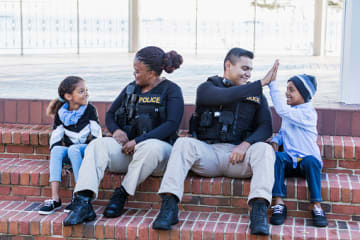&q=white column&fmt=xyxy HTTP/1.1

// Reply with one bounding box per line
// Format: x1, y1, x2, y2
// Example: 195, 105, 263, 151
128, 0, 139, 53
340, 0, 360, 104
313, 0, 327, 56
